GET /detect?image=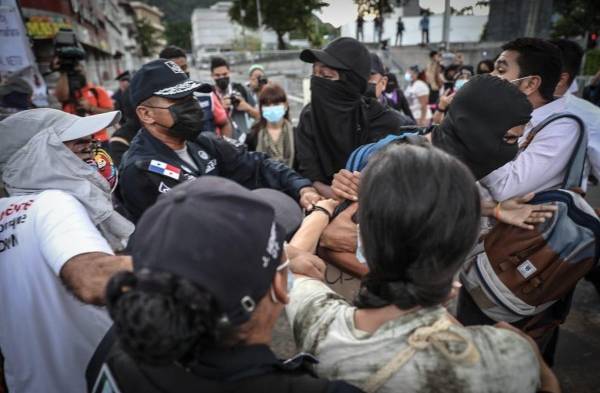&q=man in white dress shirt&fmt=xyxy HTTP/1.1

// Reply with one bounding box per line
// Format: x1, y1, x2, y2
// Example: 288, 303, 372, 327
551, 38, 600, 295
481, 38, 581, 201
551, 39, 600, 182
